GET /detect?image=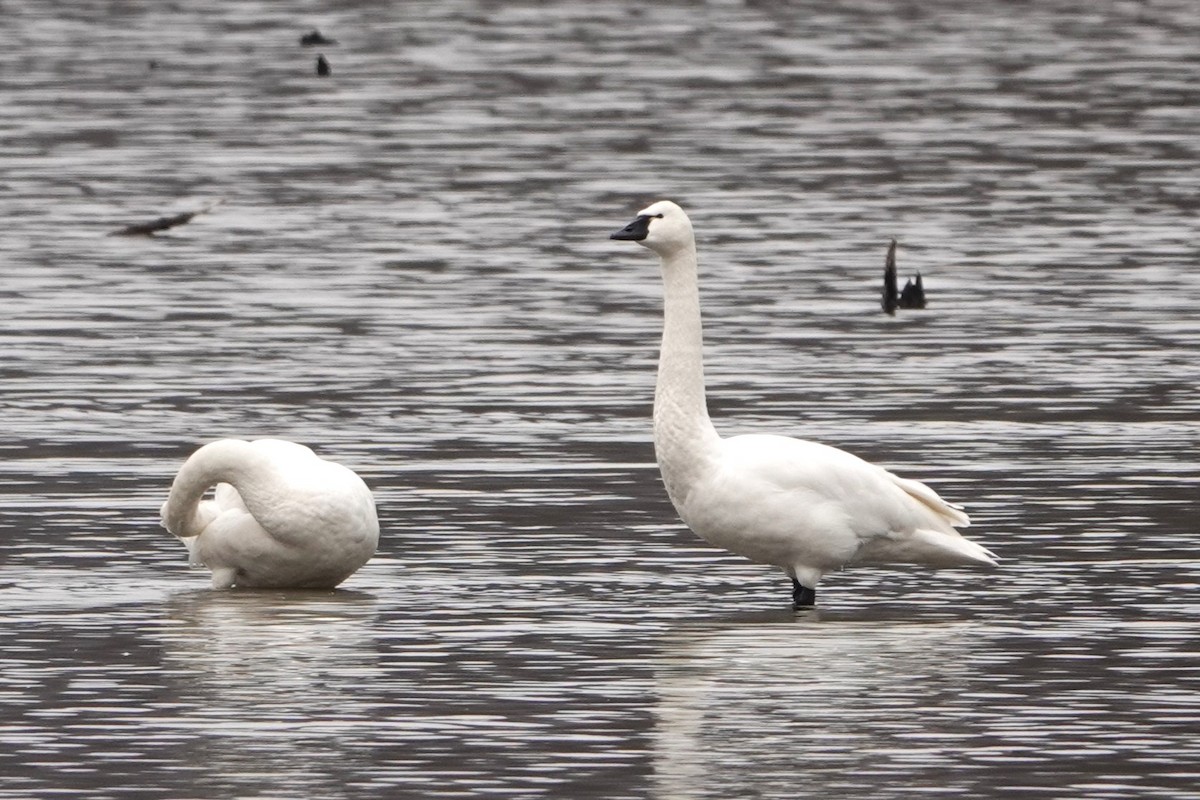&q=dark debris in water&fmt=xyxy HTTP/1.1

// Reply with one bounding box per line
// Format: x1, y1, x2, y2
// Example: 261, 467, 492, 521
300, 29, 337, 46
882, 238, 928, 315
109, 202, 220, 237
